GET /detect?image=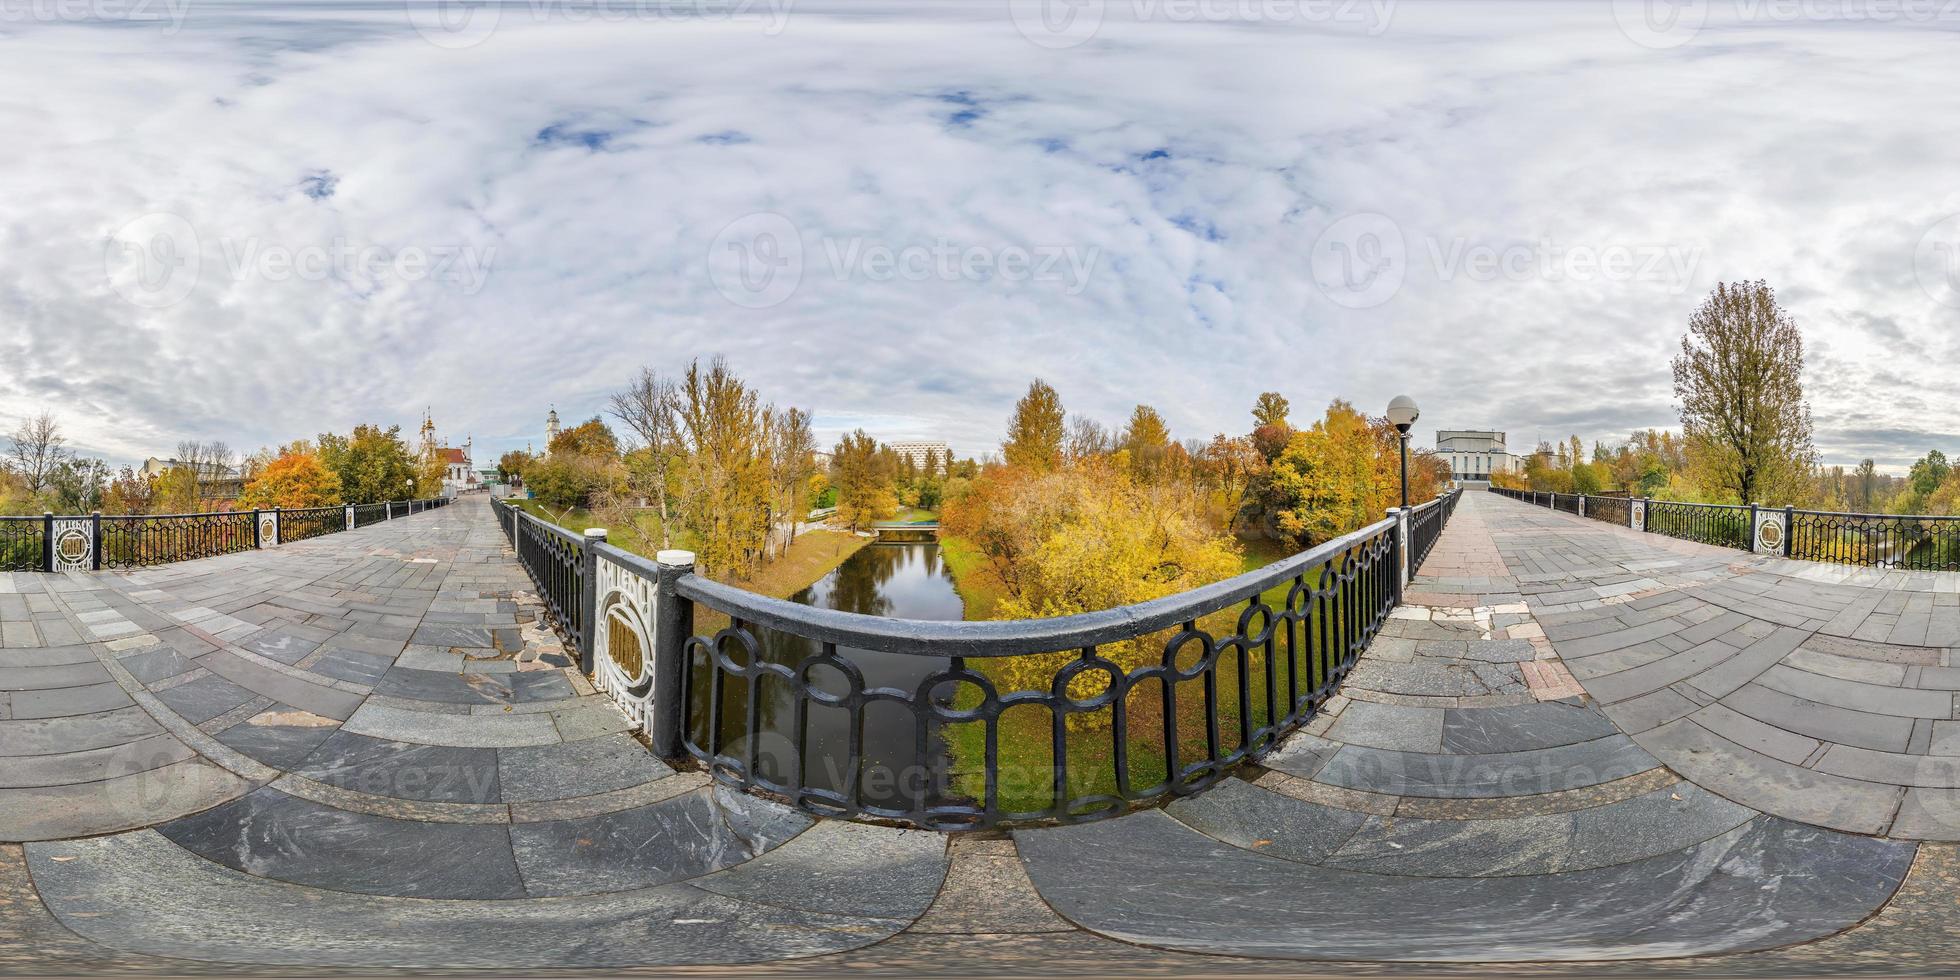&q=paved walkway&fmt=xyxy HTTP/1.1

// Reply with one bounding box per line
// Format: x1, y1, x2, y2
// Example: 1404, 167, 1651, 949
4, 494, 1959, 975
